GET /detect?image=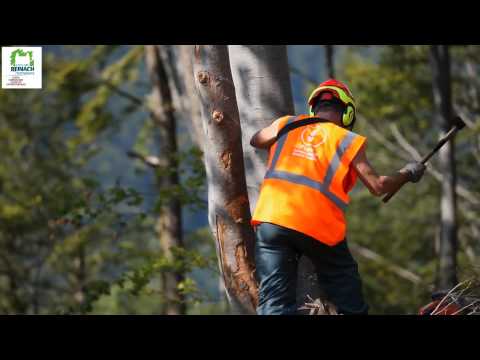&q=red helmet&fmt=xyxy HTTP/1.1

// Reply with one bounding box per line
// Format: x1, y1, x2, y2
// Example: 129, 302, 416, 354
307, 79, 357, 126
308, 79, 355, 108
